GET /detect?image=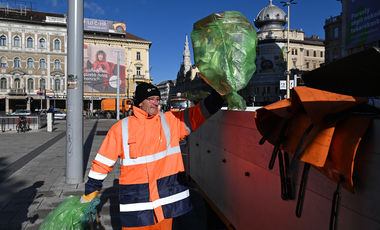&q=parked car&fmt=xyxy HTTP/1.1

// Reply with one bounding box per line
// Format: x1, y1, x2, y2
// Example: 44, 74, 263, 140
54, 110, 67, 120
10, 109, 31, 116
